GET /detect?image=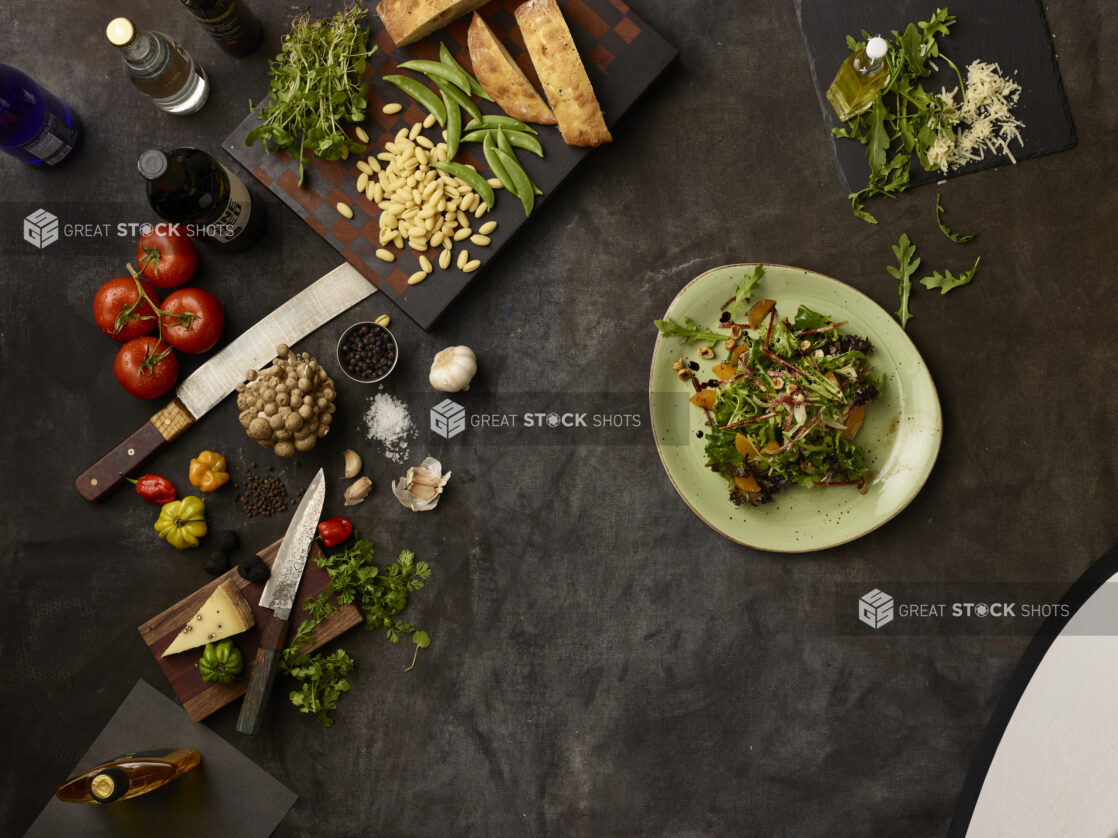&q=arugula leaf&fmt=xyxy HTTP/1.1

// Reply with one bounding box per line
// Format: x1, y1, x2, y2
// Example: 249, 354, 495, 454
728, 264, 766, 323
834, 9, 959, 223
887, 234, 921, 328
920, 257, 980, 294
935, 193, 977, 243
654, 317, 725, 346
792, 305, 834, 333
